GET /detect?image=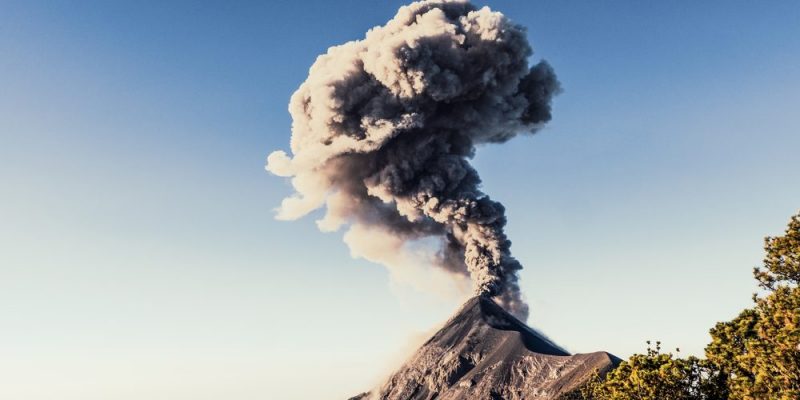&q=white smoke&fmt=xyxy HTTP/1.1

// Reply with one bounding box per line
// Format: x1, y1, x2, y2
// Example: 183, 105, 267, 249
267, 0, 559, 319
